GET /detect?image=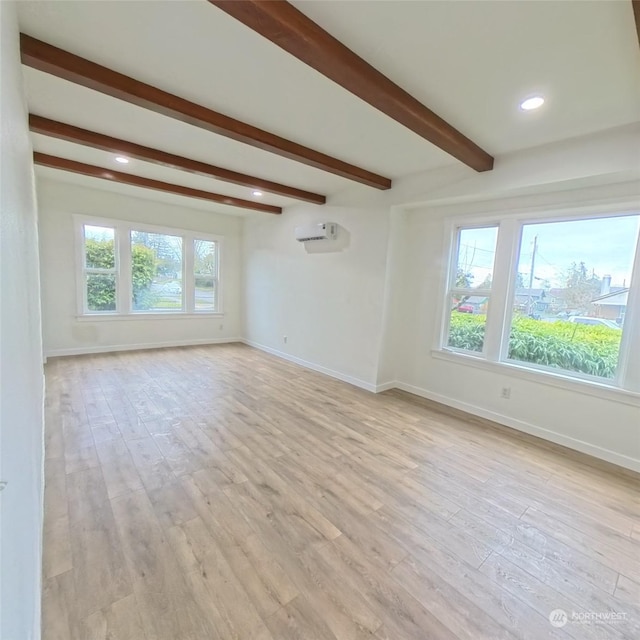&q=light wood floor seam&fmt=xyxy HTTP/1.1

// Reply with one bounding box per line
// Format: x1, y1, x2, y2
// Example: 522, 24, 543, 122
42, 344, 640, 639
